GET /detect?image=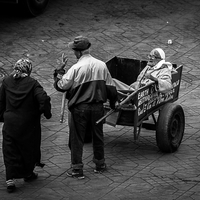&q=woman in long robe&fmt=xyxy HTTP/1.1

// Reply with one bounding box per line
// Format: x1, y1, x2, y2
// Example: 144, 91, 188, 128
0, 58, 52, 193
